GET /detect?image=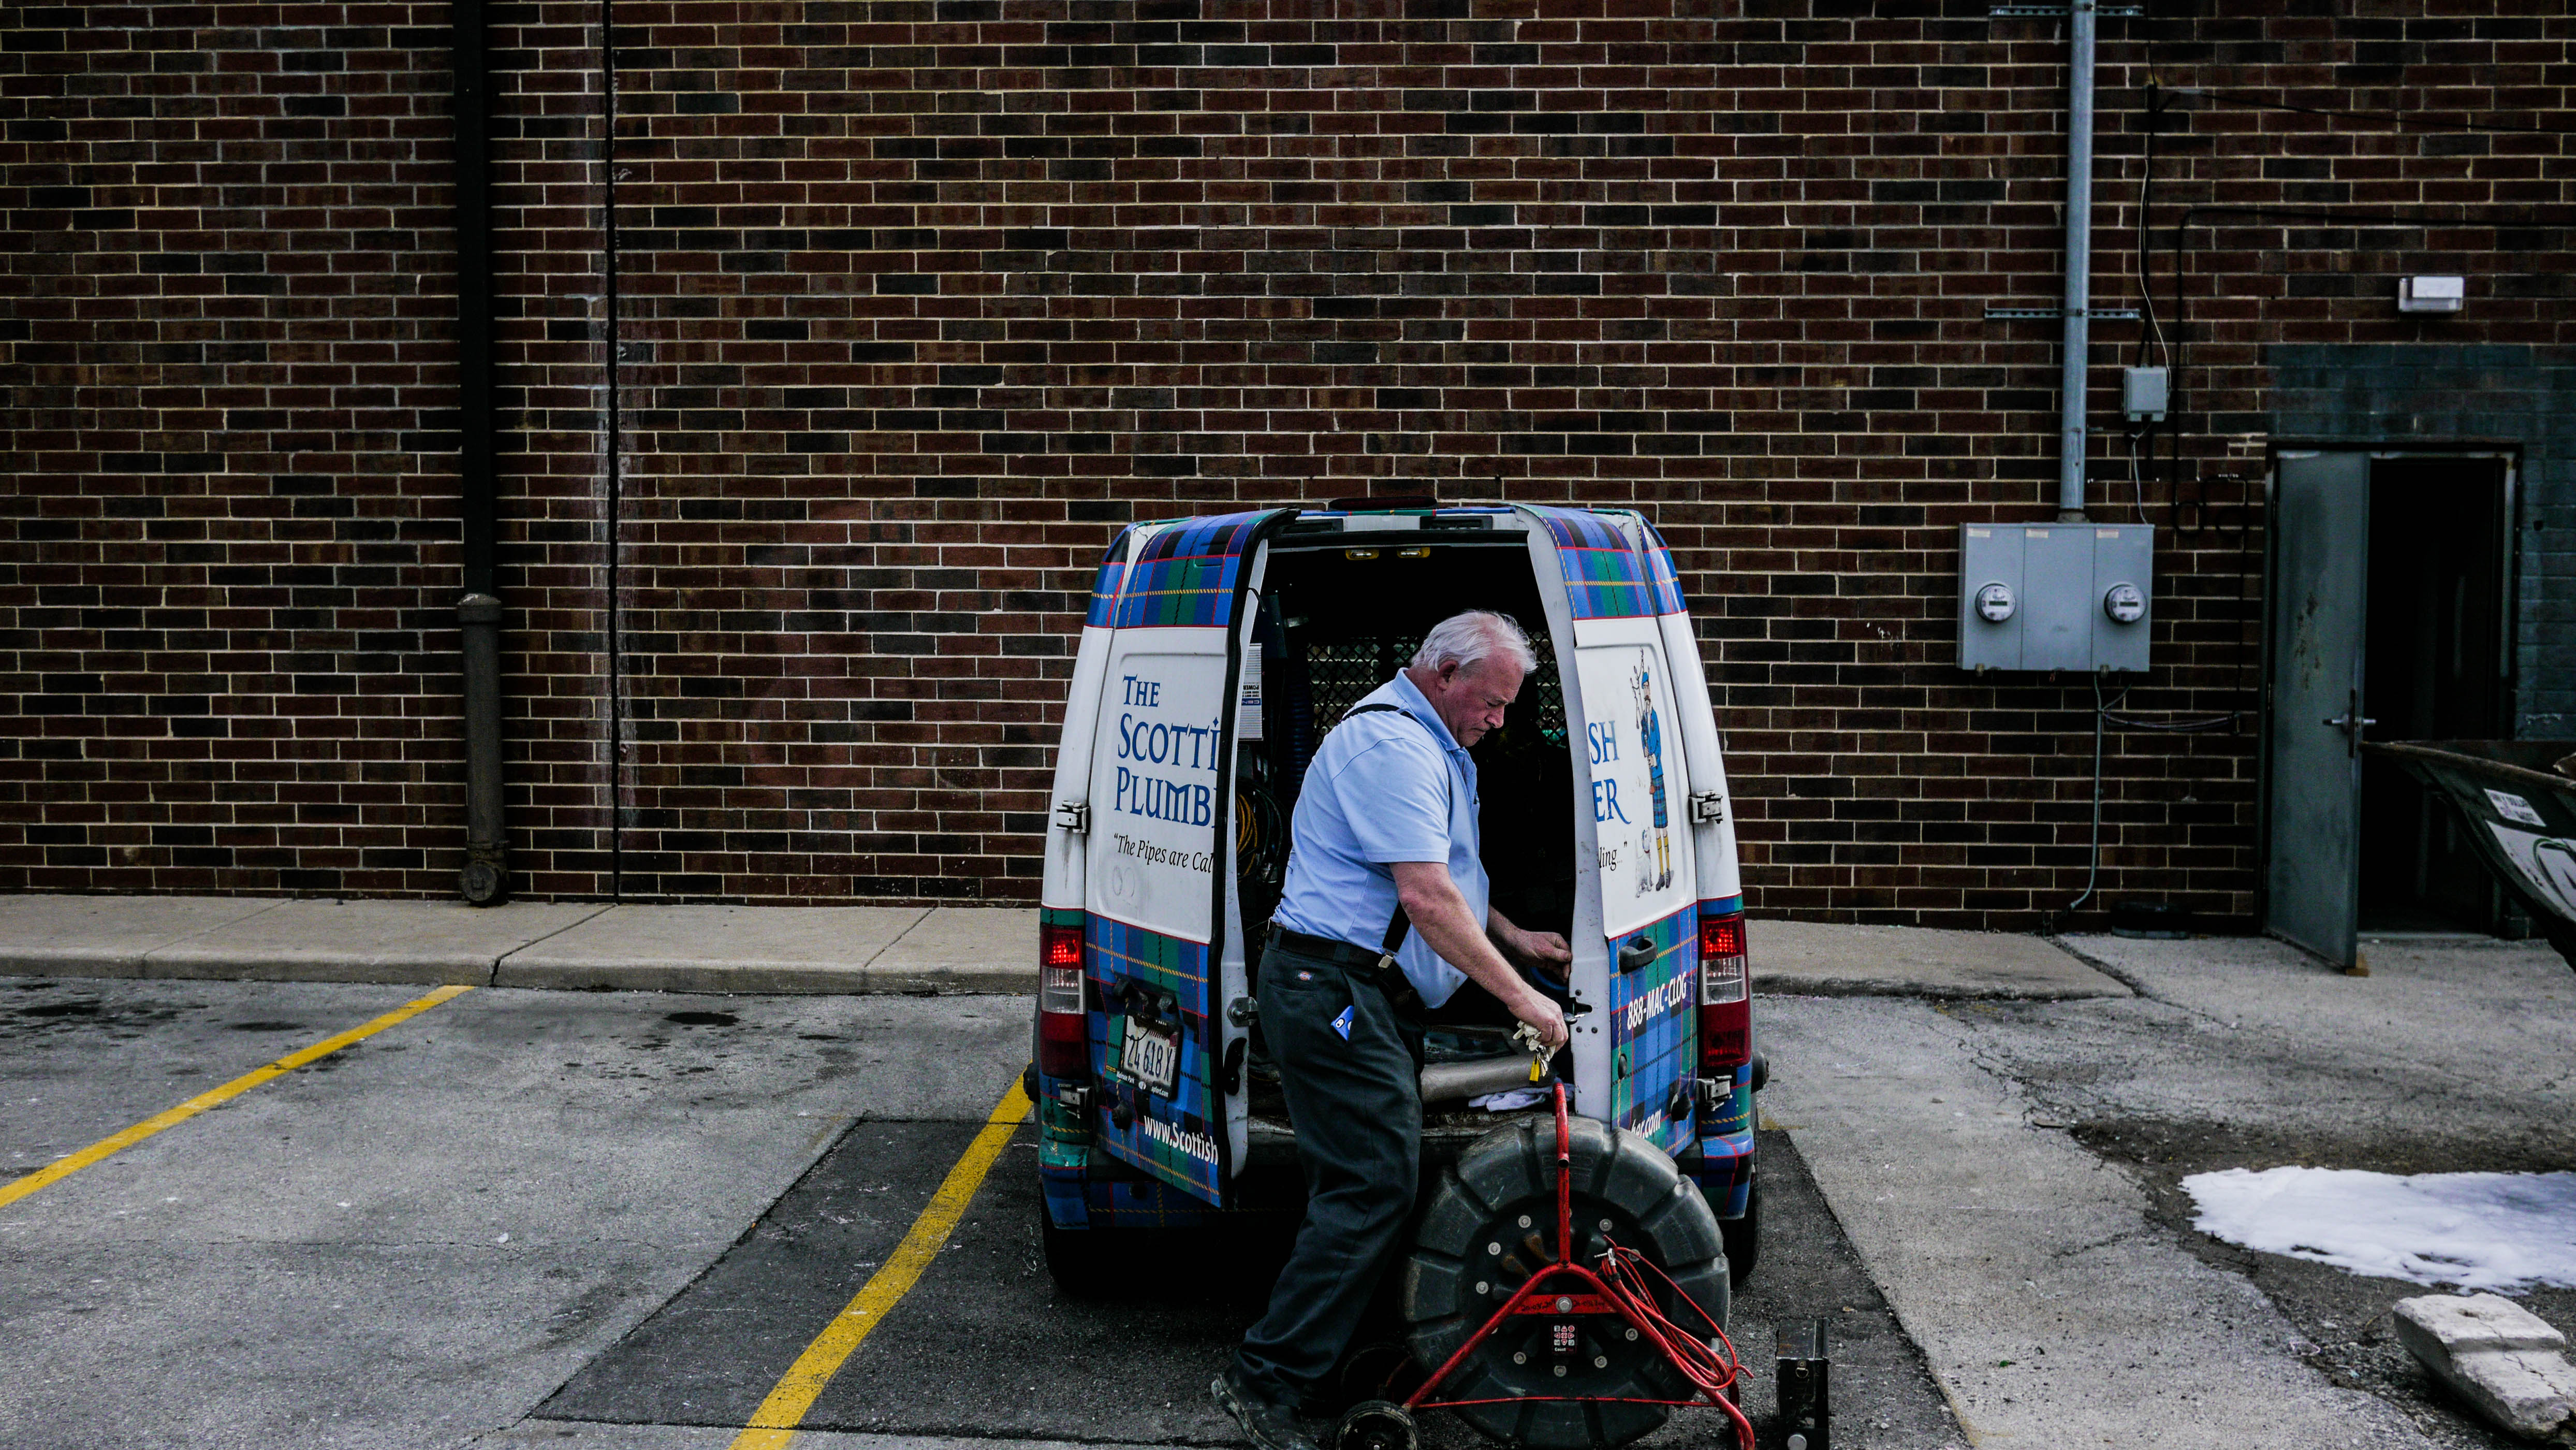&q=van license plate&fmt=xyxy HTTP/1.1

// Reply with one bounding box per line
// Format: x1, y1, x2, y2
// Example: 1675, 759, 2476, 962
1119, 1019, 1181, 1097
